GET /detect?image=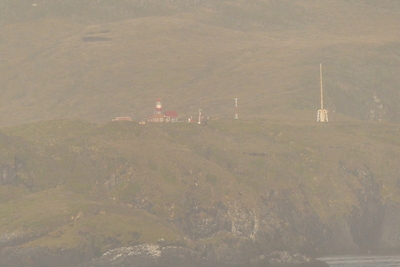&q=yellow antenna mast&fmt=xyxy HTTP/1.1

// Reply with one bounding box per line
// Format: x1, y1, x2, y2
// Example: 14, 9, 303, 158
317, 63, 328, 122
